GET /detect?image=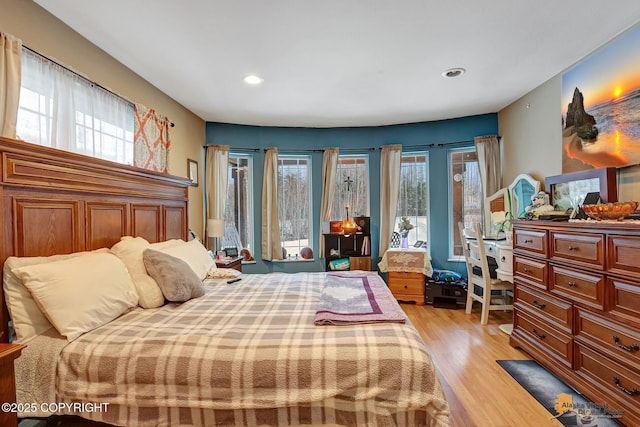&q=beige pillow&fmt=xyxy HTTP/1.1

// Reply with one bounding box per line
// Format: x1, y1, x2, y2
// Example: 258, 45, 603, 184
156, 239, 215, 280
12, 252, 139, 341
143, 249, 204, 302
3, 248, 109, 344
111, 236, 165, 308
